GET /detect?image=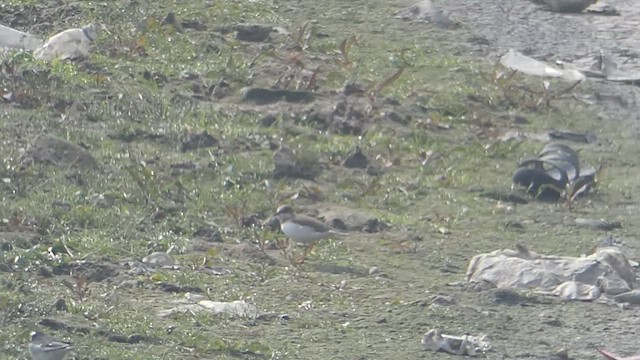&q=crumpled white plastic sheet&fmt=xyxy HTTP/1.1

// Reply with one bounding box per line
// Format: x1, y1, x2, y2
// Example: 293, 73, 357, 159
466, 246, 636, 301
0, 23, 98, 60
422, 329, 490, 356
158, 293, 259, 318
500, 49, 585, 82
